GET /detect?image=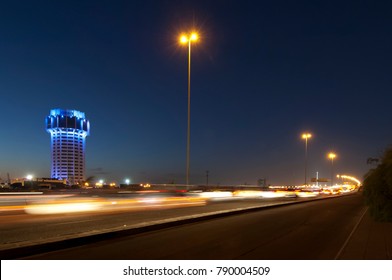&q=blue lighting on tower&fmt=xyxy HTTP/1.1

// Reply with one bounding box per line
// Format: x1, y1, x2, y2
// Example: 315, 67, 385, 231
46, 109, 90, 185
